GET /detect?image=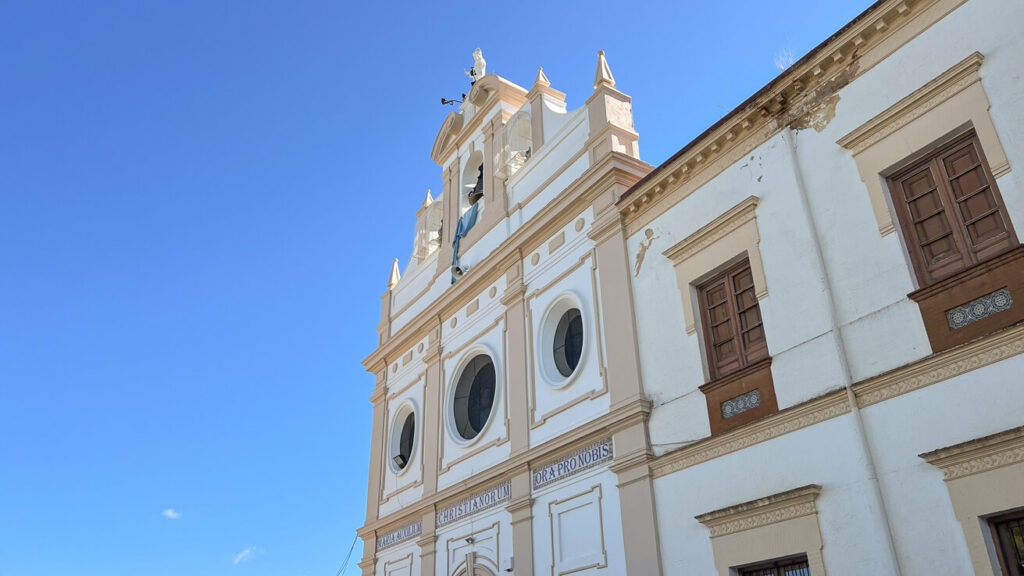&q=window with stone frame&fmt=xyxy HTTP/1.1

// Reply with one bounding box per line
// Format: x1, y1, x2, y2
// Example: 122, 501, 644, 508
738, 555, 811, 576
697, 259, 769, 380
887, 131, 1018, 287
